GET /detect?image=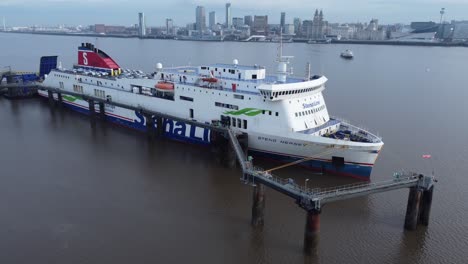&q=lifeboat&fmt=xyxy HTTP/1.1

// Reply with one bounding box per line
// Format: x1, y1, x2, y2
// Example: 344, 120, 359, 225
155, 82, 174, 92
201, 77, 218, 83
